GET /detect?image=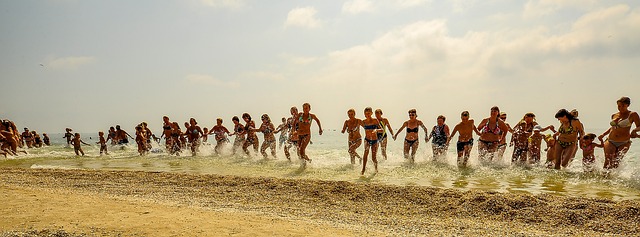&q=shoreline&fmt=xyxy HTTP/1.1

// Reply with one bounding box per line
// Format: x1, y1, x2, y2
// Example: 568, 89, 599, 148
1, 167, 639, 236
